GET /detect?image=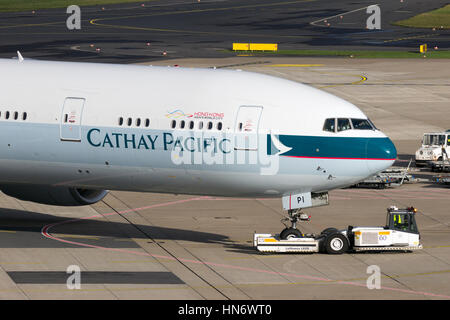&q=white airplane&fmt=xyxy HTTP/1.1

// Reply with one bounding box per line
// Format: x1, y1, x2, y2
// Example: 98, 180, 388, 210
0, 55, 396, 238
